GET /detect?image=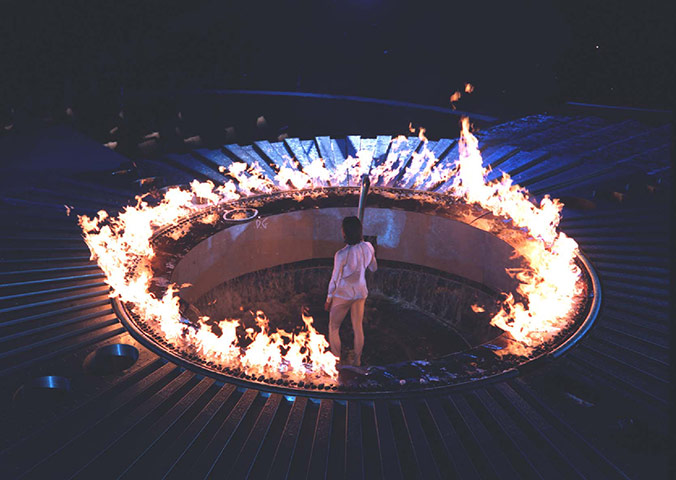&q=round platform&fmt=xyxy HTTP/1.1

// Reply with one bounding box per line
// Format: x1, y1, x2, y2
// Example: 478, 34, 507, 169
0, 112, 670, 479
